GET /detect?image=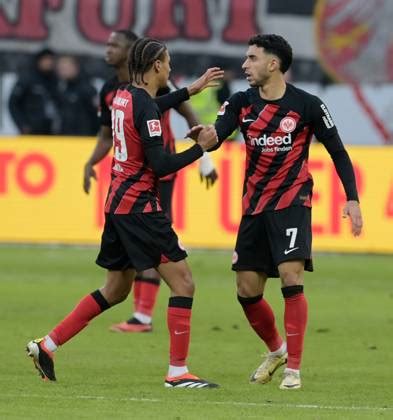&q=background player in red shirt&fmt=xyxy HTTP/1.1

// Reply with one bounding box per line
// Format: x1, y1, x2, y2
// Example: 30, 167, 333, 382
27, 37, 223, 388
83, 30, 218, 333
189, 34, 363, 390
